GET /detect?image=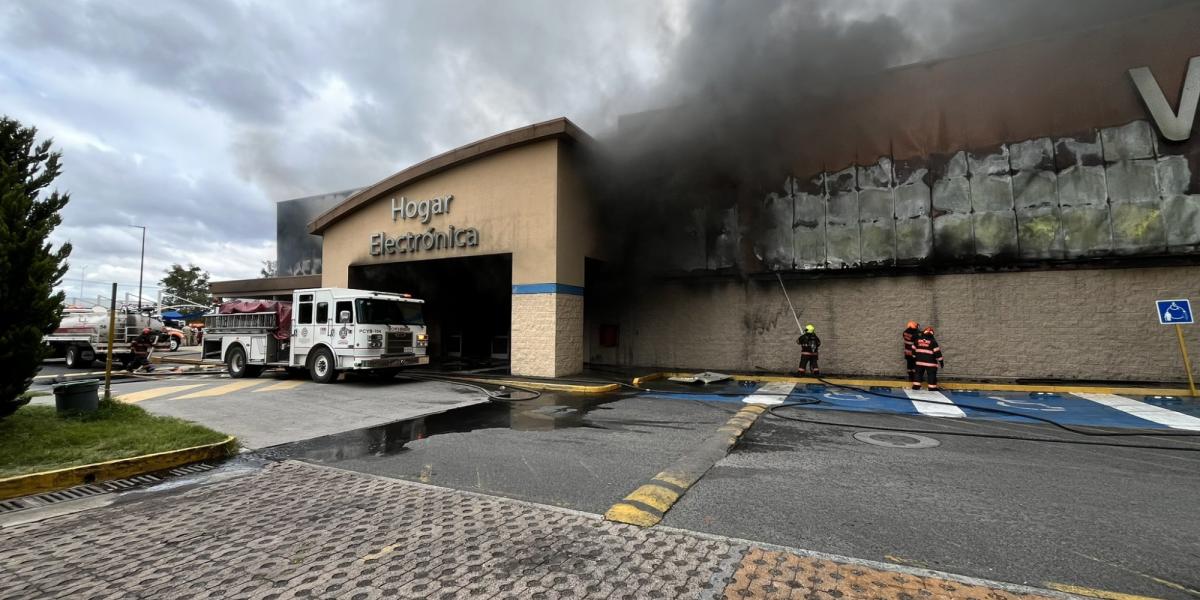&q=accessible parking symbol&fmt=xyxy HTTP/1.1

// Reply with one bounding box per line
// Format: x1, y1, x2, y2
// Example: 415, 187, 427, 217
1156, 299, 1193, 325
